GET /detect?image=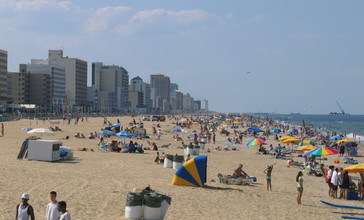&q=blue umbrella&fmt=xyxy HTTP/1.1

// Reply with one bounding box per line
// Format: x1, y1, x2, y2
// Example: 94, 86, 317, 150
172, 128, 182, 132
113, 123, 121, 127
248, 127, 264, 132
116, 131, 133, 138
270, 129, 282, 133
330, 136, 342, 140
21, 127, 33, 132
99, 130, 115, 135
